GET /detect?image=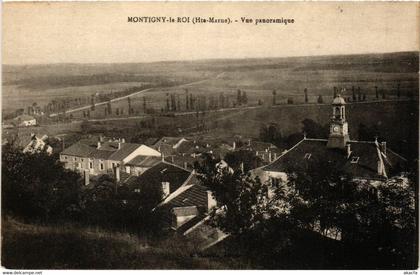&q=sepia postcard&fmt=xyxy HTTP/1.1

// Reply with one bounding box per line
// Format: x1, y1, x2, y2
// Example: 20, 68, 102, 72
1, 1, 419, 272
